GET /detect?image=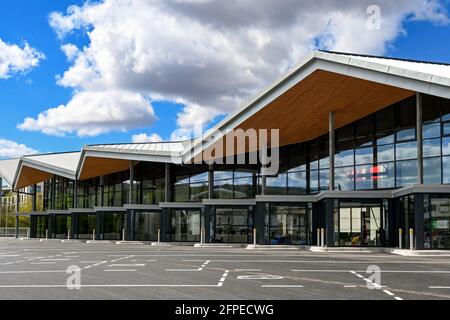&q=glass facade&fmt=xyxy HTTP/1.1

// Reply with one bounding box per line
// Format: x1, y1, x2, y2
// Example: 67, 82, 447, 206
74, 214, 96, 240
169, 209, 201, 242
269, 204, 312, 245
214, 207, 253, 243
52, 215, 71, 239
424, 195, 450, 249
134, 211, 161, 241
333, 200, 389, 247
